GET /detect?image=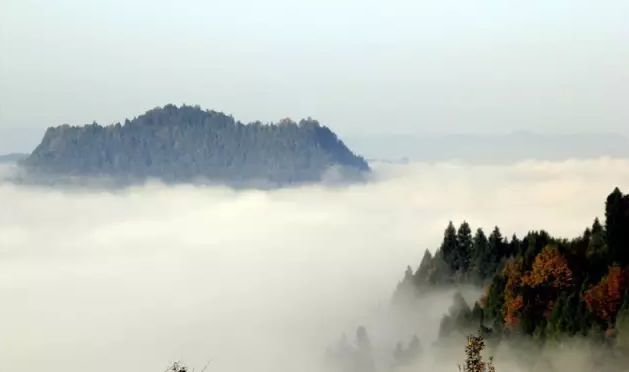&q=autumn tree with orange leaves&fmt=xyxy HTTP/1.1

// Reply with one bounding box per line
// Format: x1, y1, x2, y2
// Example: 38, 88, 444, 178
502, 258, 524, 329
502, 246, 574, 330
522, 245, 574, 290
583, 265, 629, 324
